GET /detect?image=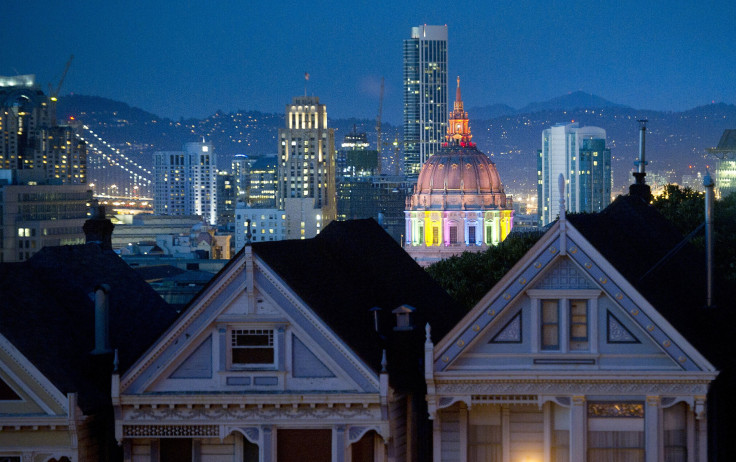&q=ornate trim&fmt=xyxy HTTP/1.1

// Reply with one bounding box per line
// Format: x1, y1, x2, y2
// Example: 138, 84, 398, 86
123, 425, 219, 437
225, 426, 260, 444
434, 380, 711, 396
123, 404, 379, 422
